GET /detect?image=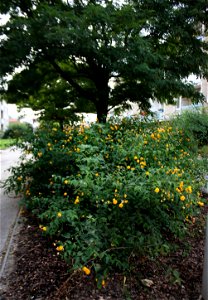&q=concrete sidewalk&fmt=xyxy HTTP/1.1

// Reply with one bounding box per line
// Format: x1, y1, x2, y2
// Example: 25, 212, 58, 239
0, 147, 22, 256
